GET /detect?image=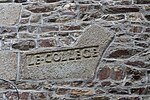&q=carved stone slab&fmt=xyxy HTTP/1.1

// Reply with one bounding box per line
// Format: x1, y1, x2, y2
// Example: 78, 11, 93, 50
20, 25, 113, 80
0, 3, 21, 25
